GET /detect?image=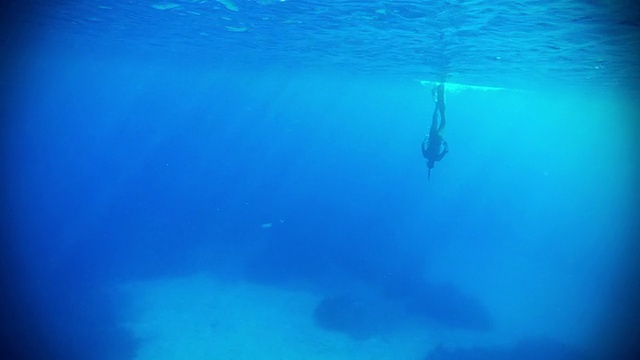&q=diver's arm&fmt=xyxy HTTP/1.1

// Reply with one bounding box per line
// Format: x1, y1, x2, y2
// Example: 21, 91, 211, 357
436, 142, 449, 161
